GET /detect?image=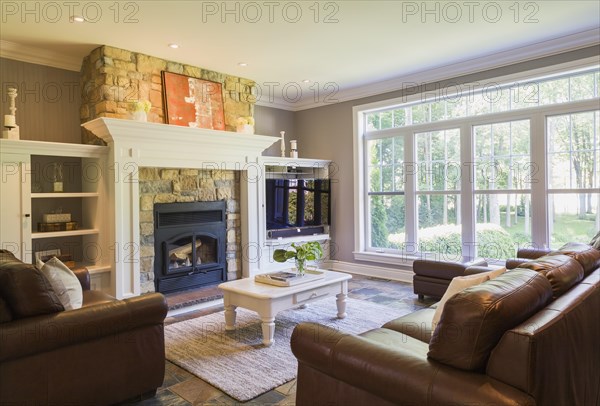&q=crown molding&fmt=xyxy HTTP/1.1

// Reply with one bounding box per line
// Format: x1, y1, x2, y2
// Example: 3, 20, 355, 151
260, 28, 600, 112
0, 40, 82, 72
3, 28, 598, 111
